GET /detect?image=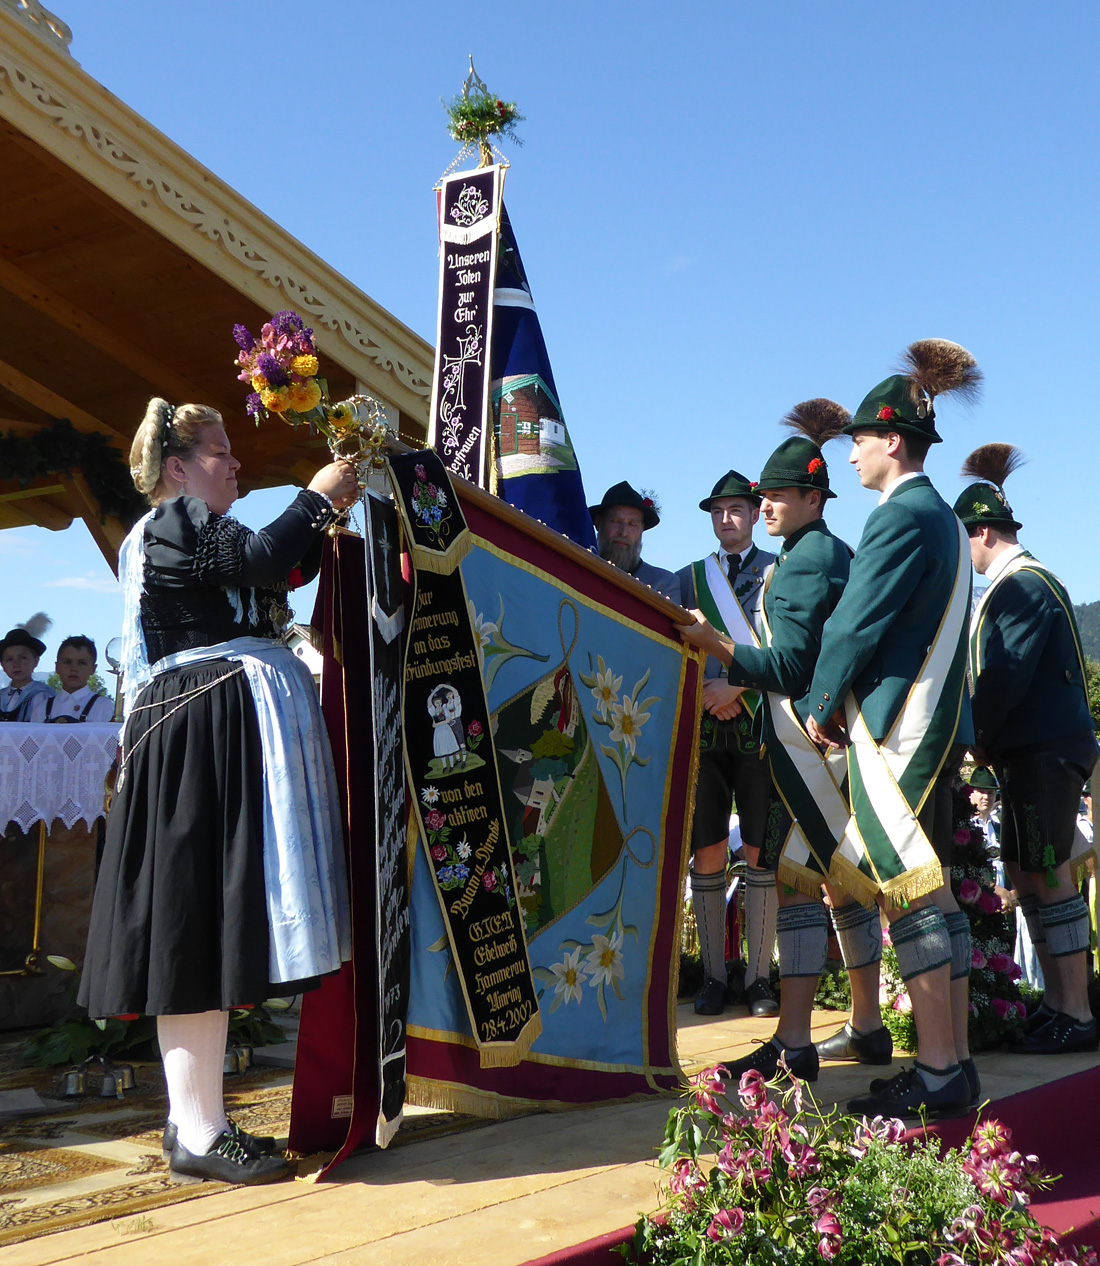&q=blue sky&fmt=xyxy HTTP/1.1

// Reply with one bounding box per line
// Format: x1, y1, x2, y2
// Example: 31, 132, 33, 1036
5, 1, 1100, 674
